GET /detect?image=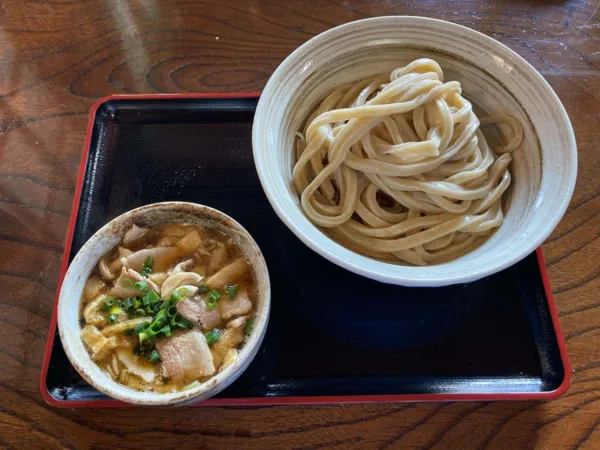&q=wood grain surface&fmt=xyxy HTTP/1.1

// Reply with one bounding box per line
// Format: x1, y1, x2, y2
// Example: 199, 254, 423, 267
0, 0, 598, 448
